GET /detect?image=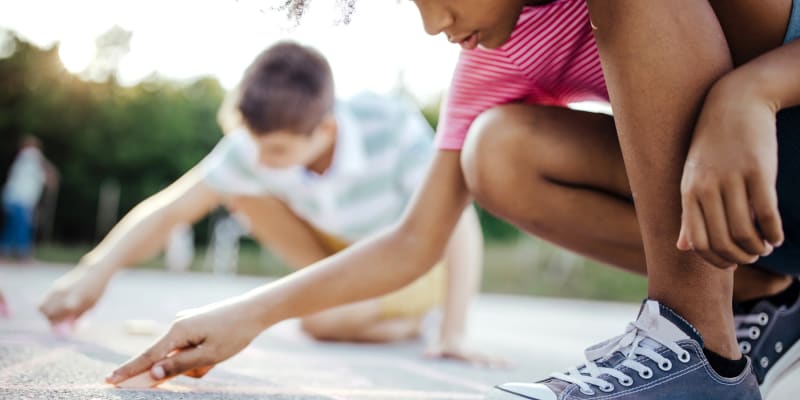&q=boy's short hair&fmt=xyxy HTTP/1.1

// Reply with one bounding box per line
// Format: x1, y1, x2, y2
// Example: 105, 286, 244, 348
237, 41, 335, 136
